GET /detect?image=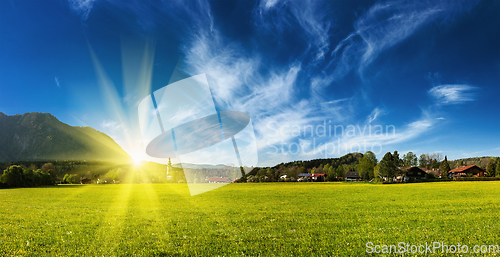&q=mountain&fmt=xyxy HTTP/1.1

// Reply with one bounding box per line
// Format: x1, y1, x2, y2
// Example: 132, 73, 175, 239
0, 112, 130, 162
